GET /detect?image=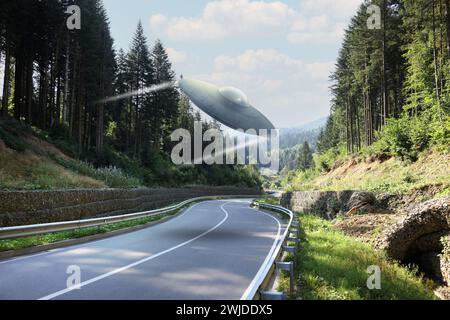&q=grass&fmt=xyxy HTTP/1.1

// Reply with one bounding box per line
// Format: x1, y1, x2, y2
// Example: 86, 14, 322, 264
0, 207, 184, 253
278, 214, 437, 300
54, 157, 142, 189
0, 119, 142, 190
0, 151, 106, 190
283, 151, 450, 197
